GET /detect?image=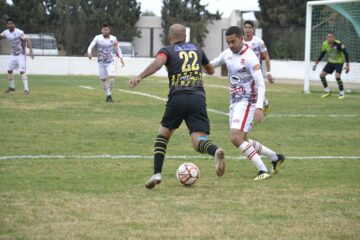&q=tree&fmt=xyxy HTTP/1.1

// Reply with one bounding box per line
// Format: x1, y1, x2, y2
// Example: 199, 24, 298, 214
161, 0, 221, 46
258, 0, 311, 60
0, 0, 9, 23
9, 0, 141, 56
7, 0, 47, 33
